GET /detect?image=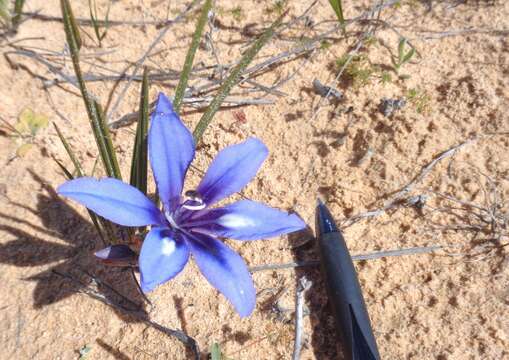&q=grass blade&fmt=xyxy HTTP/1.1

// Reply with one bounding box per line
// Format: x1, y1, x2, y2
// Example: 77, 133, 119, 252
173, 0, 212, 113
328, 0, 345, 29
53, 122, 84, 176
61, 0, 82, 50
130, 67, 150, 195
88, 0, 102, 46
12, 0, 25, 28
94, 100, 122, 178
0, 0, 9, 25
53, 157, 74, 179
60, 0, 121, 179
88, 0, 110, 46
193, 14, 284, 142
